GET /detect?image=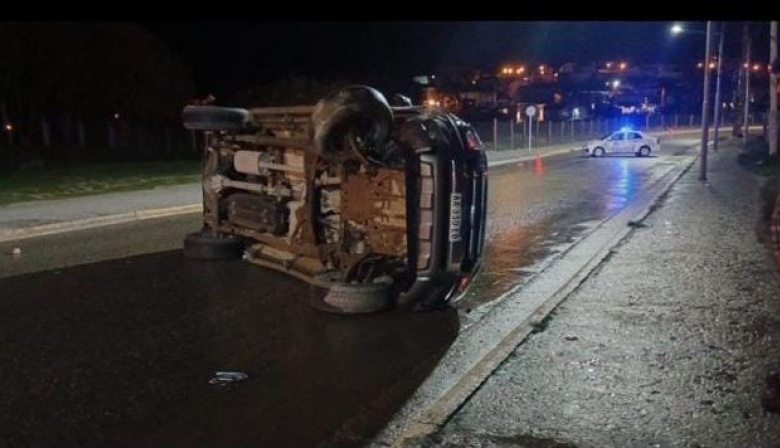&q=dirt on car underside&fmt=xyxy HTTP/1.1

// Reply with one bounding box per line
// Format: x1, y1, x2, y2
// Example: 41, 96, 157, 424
197, 89, 423, 294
